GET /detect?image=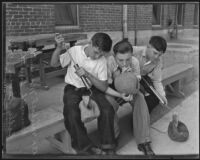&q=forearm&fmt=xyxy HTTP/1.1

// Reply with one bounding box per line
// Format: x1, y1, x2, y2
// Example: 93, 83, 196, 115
153, 81, 166, 98
105, 87, 122, 98
50, 47, 62, 67
86, 73, 108, 92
